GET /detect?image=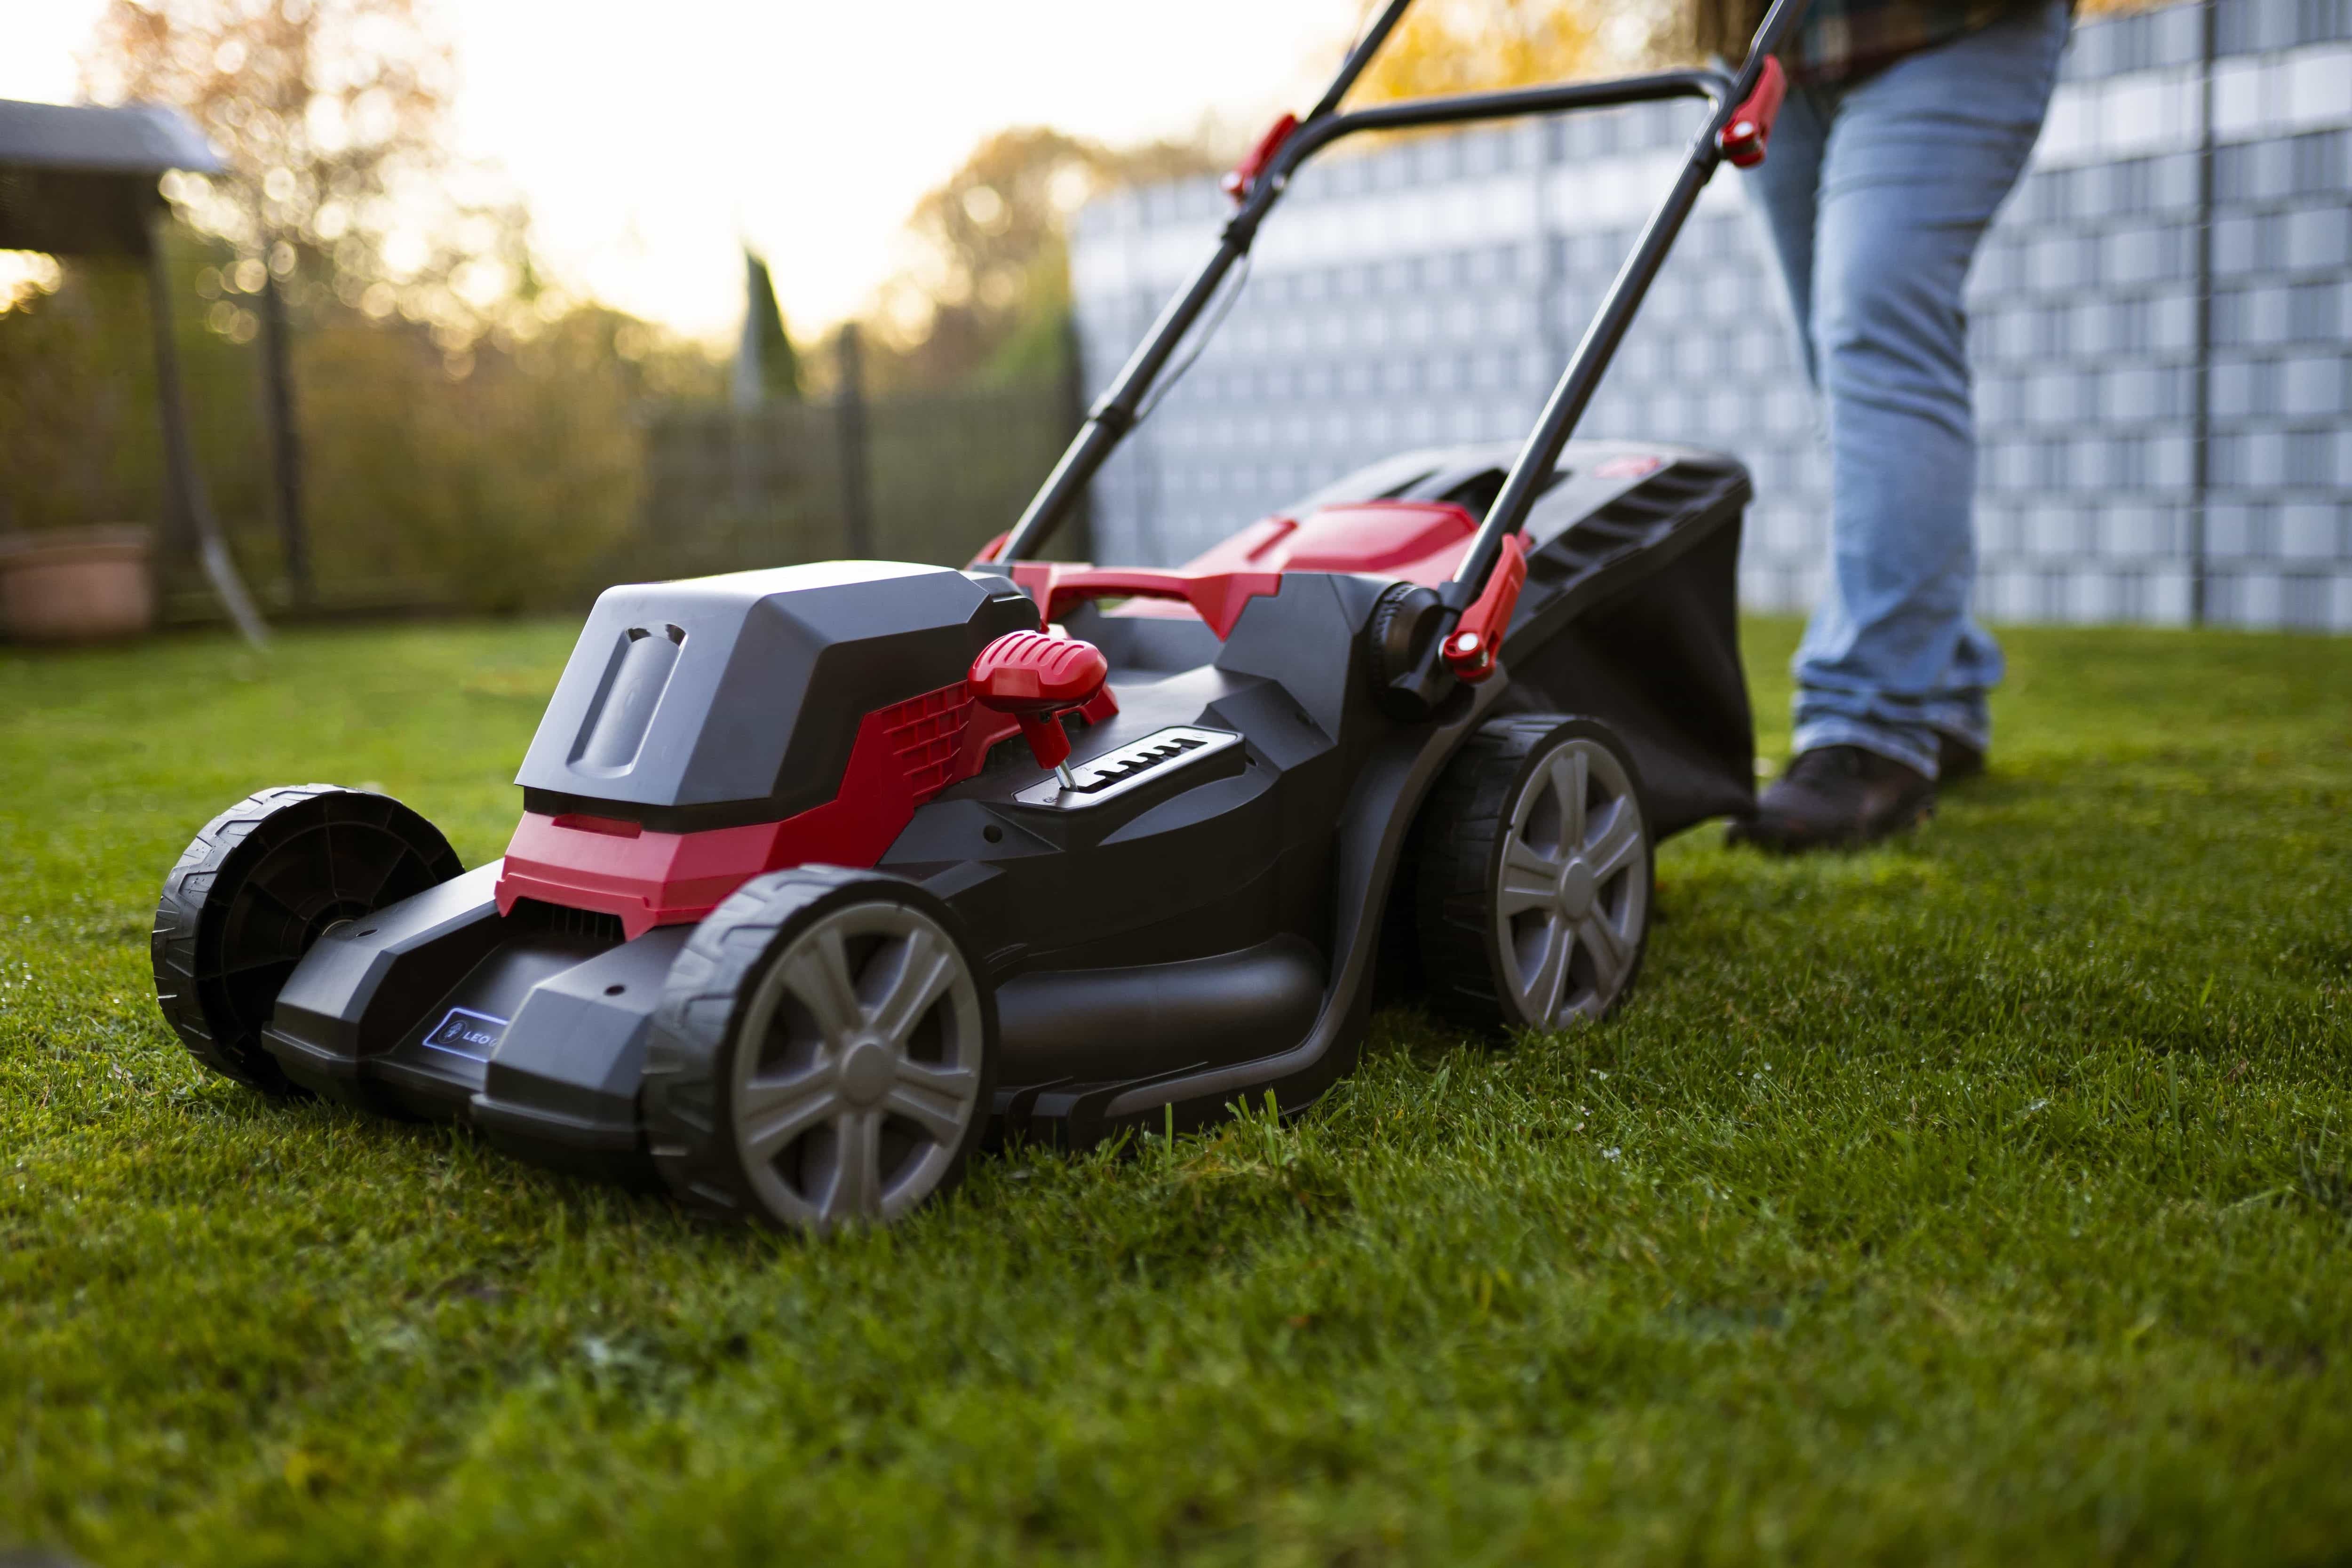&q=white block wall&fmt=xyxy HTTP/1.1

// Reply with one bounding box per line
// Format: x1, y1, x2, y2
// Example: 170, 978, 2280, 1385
1069, 0, 2352, 631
